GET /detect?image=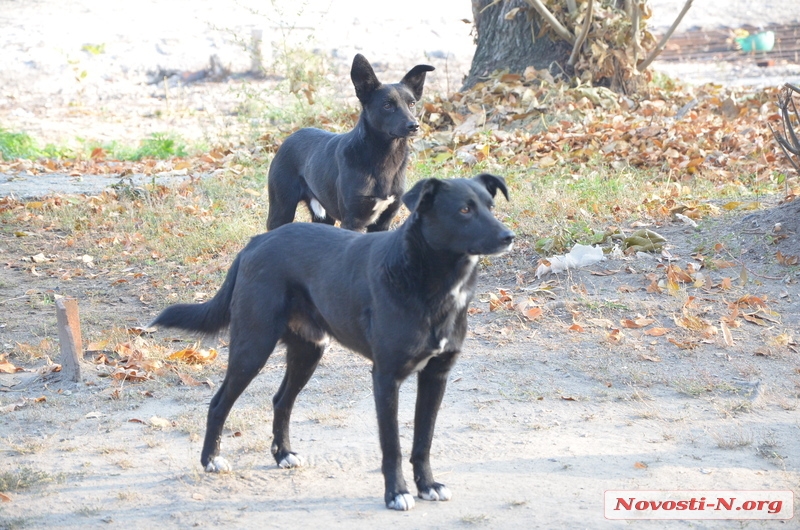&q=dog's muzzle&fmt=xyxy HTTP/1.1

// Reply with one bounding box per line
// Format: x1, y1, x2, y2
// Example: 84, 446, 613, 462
470, 230, 515, 256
